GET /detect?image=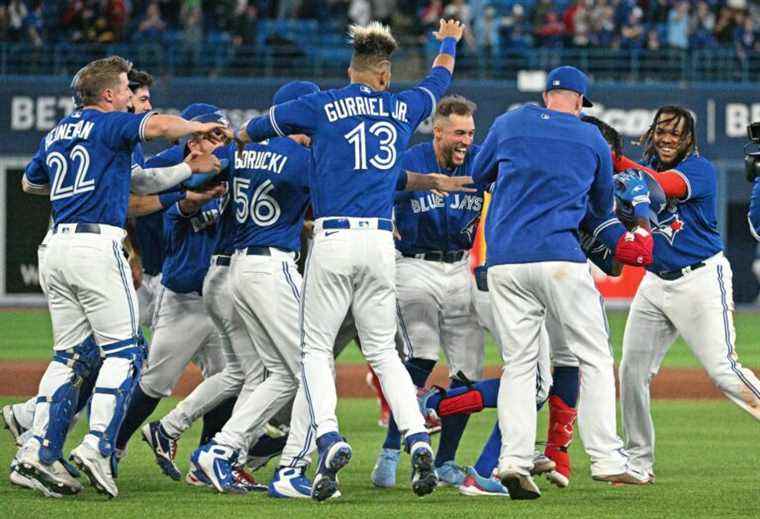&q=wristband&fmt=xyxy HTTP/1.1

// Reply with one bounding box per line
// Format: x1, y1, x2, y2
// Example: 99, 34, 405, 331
440, 37, 457, 57
633, 201, 651, 220
159, 190, 186, 208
